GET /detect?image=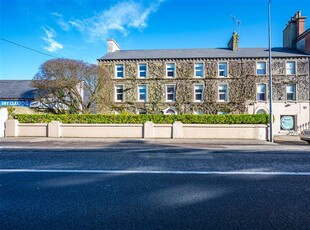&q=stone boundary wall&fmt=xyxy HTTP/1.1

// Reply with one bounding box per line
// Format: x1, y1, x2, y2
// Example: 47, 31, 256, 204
5, 120, 268, 140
